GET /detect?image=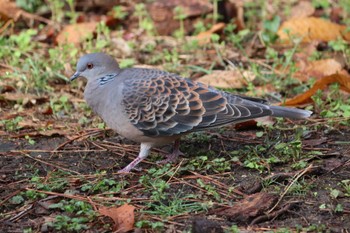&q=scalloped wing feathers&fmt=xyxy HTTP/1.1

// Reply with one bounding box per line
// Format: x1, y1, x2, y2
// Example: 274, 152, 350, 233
122, 70, 273, 137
